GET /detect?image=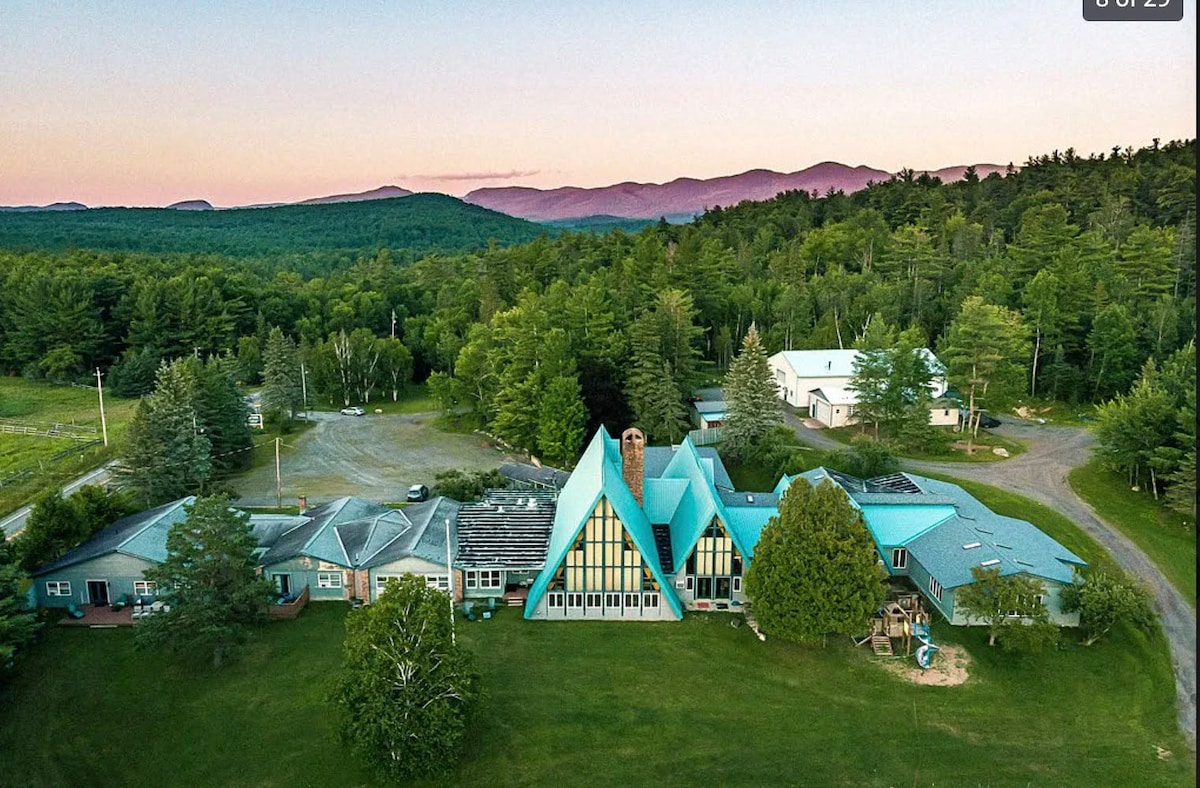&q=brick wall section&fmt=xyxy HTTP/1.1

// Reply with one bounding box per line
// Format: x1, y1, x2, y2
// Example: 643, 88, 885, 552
621, 427, 646, 506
